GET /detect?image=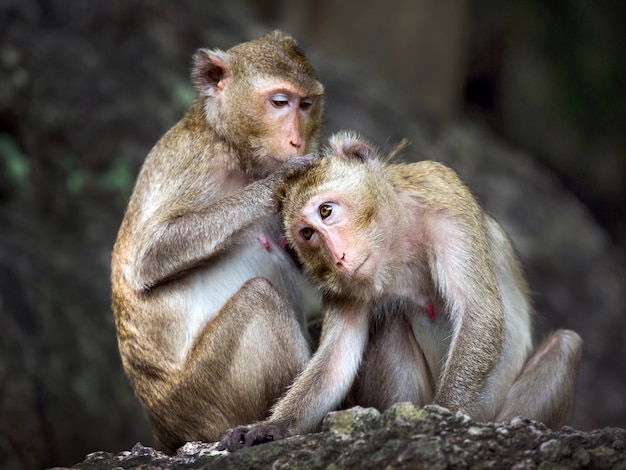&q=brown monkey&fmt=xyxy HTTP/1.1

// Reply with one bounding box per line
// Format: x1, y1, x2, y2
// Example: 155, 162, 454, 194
220, 131, 583, 450
111, 31, 324, 452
